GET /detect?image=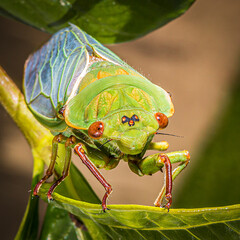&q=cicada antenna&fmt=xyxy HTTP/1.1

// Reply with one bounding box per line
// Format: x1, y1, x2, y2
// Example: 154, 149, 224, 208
99, 139, 113, 148
155, 132, 183, 138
